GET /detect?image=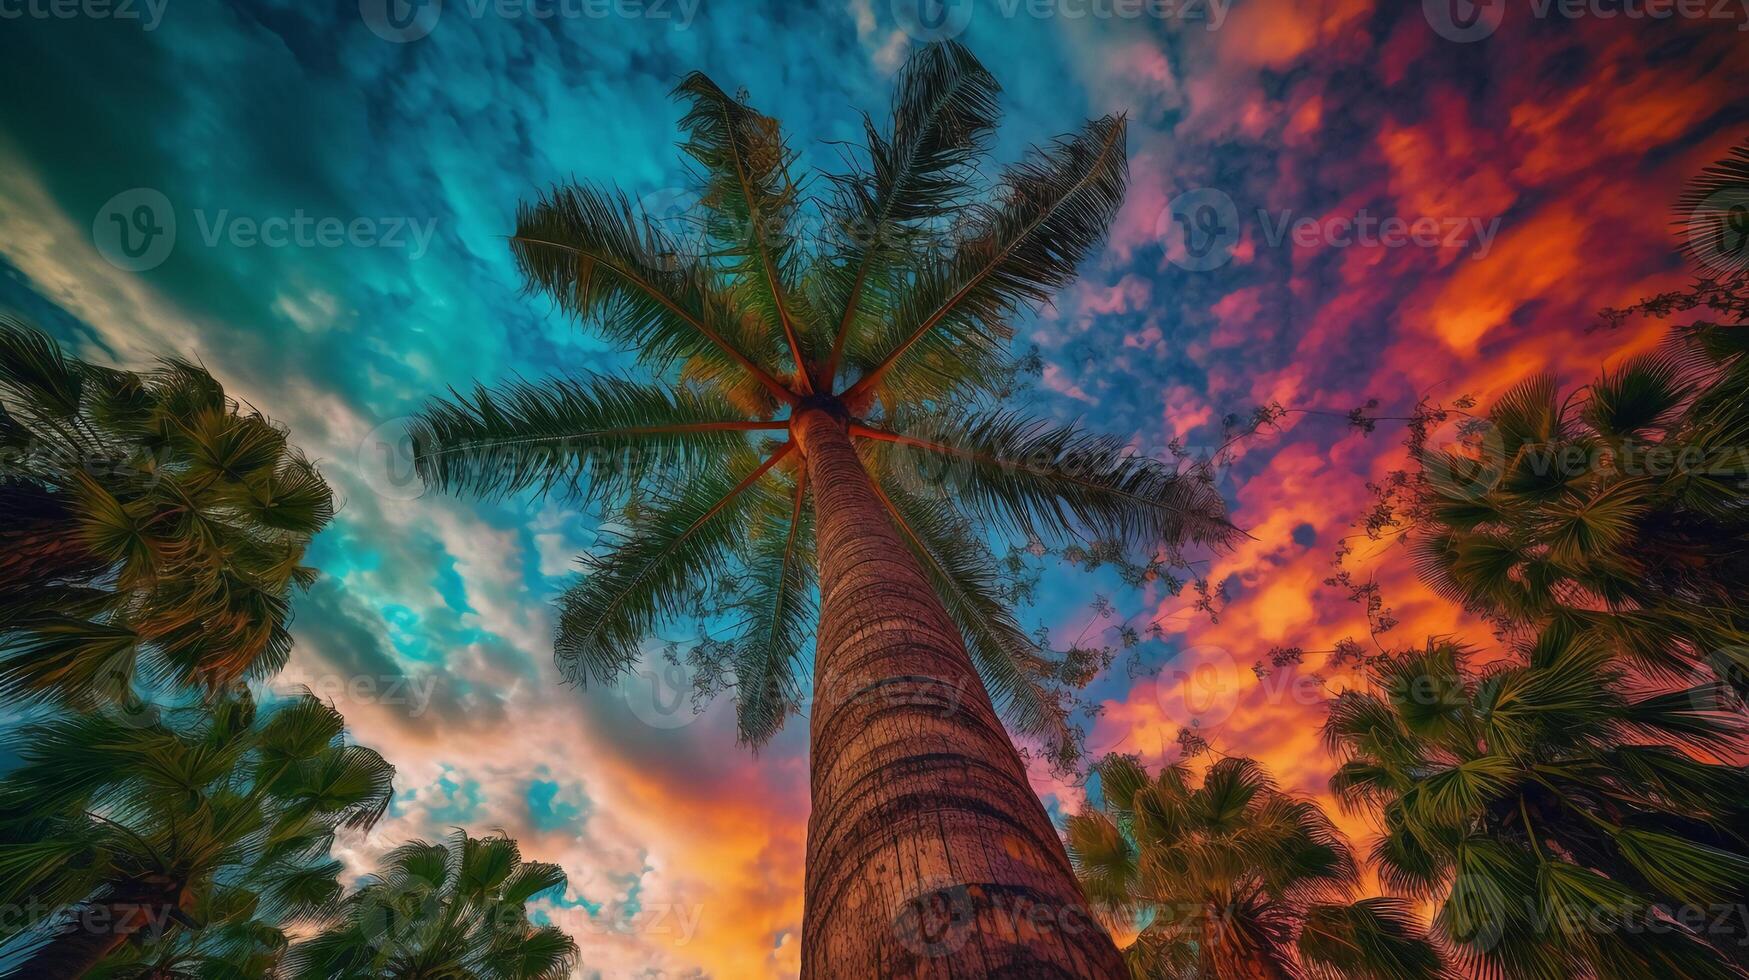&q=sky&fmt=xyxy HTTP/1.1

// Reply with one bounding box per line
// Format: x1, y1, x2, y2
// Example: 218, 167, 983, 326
1, 0, 1747, 975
